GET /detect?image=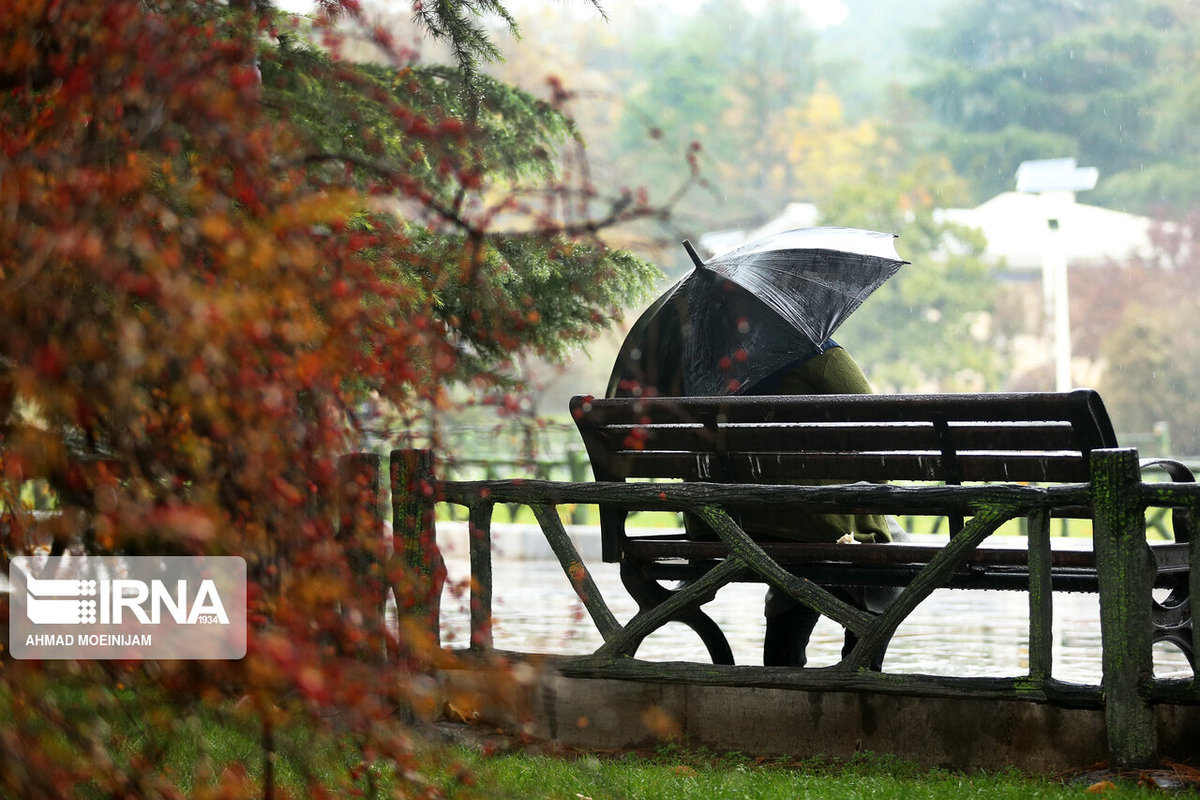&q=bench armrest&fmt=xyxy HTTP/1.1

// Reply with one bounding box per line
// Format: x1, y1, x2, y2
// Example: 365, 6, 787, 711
1139, 457, 1195, 544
